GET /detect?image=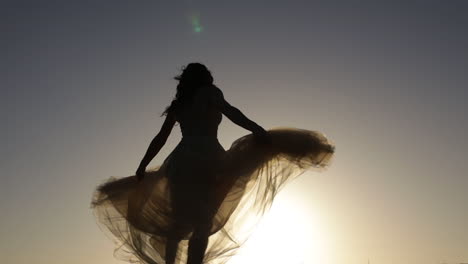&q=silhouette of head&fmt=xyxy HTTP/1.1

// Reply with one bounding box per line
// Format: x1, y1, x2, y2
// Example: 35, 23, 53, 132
174, 62, 214, 86
163, 63, 214, 115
